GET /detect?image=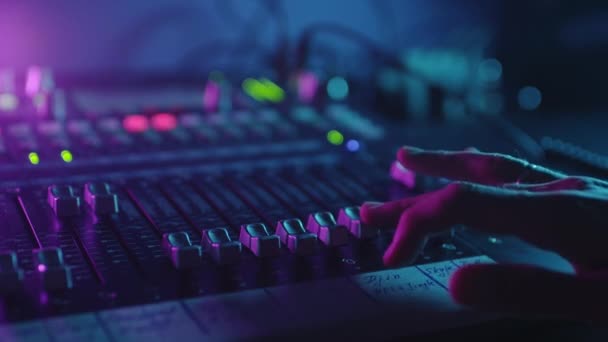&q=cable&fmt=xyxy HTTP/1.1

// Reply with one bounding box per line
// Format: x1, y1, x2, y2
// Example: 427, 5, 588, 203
179, 0, 287, 78
112, 5, 206, 67
294, 22, 405, 73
